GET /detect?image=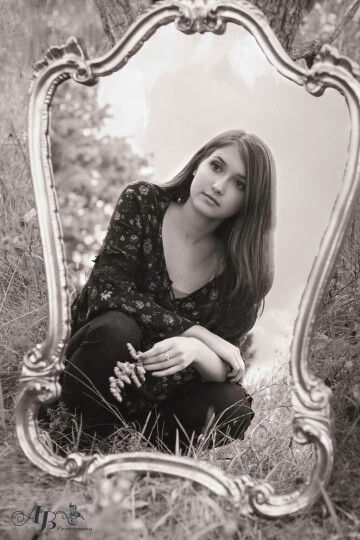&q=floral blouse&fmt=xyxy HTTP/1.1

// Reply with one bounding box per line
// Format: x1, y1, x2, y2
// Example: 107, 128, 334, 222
69, 180, 240, 415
